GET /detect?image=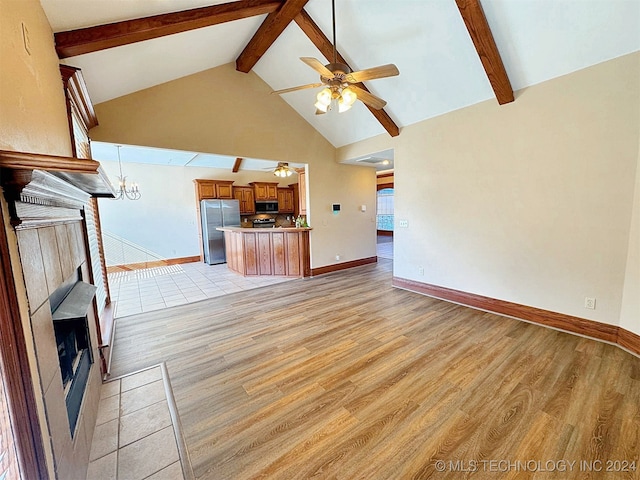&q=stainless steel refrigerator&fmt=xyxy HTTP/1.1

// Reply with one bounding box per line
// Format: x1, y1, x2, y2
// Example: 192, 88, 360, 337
200, 199, 241, 264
